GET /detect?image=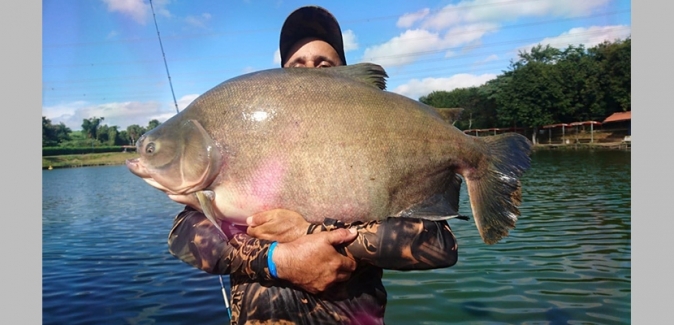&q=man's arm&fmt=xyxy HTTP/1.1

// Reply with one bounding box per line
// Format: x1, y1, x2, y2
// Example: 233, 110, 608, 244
167, 206, 269, 278
338, 218, 458, 270
167, 206, 358, 293
247, 210, 459, 271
